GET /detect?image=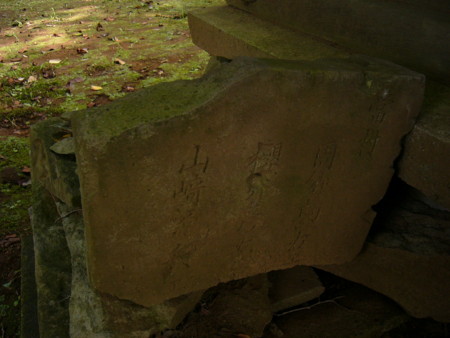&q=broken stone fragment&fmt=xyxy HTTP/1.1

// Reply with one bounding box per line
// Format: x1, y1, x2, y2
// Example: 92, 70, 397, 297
318, 182, 450, 322
265, 283, 408, 338
178, 274, 272, 337
50, 136, 76, 155
398, 81, 450, 210
268, 266, 324, 313
30, 118, 81, 208
72, 56, 424, 307
72, 58, 423, 307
